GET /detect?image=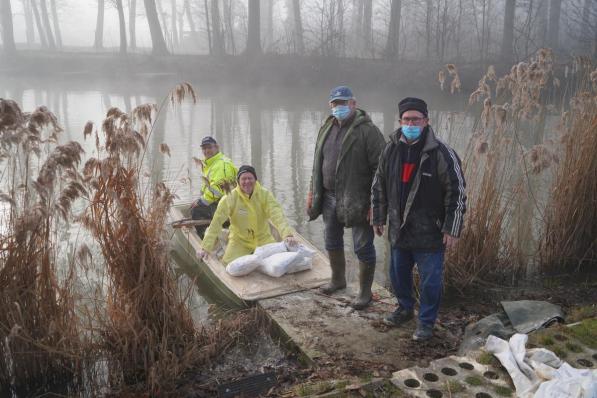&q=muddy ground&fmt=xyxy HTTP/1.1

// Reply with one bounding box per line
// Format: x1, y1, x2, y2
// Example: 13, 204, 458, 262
179, 273, 597, 397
